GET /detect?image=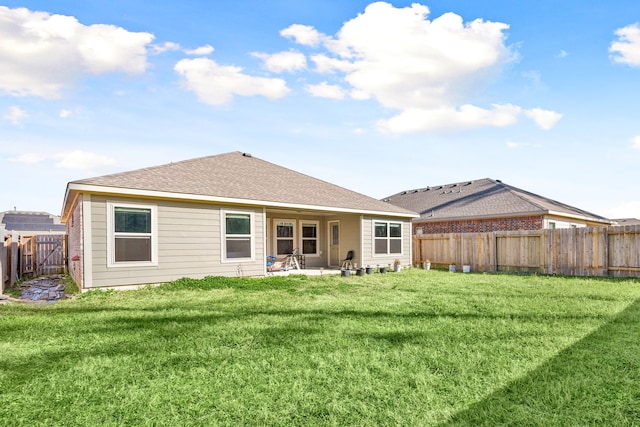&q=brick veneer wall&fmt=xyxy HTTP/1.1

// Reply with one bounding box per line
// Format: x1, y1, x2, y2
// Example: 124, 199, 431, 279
416, 215, 544, 234
66, 195, 83, 288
